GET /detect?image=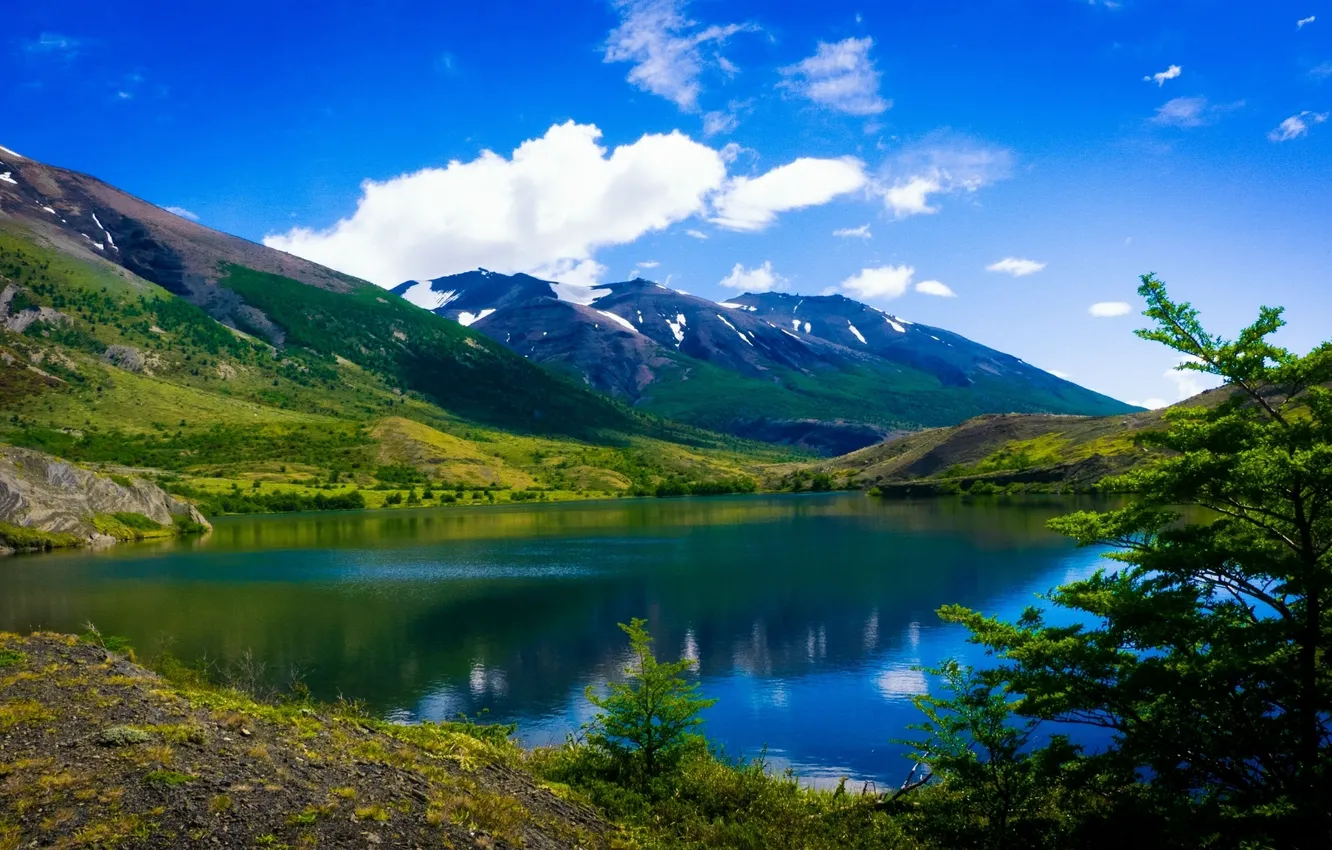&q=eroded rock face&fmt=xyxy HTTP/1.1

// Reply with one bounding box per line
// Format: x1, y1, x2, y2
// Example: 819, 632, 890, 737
102, 344, 160, 374
1, 283, 70, 333
0, 445, 210, 543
